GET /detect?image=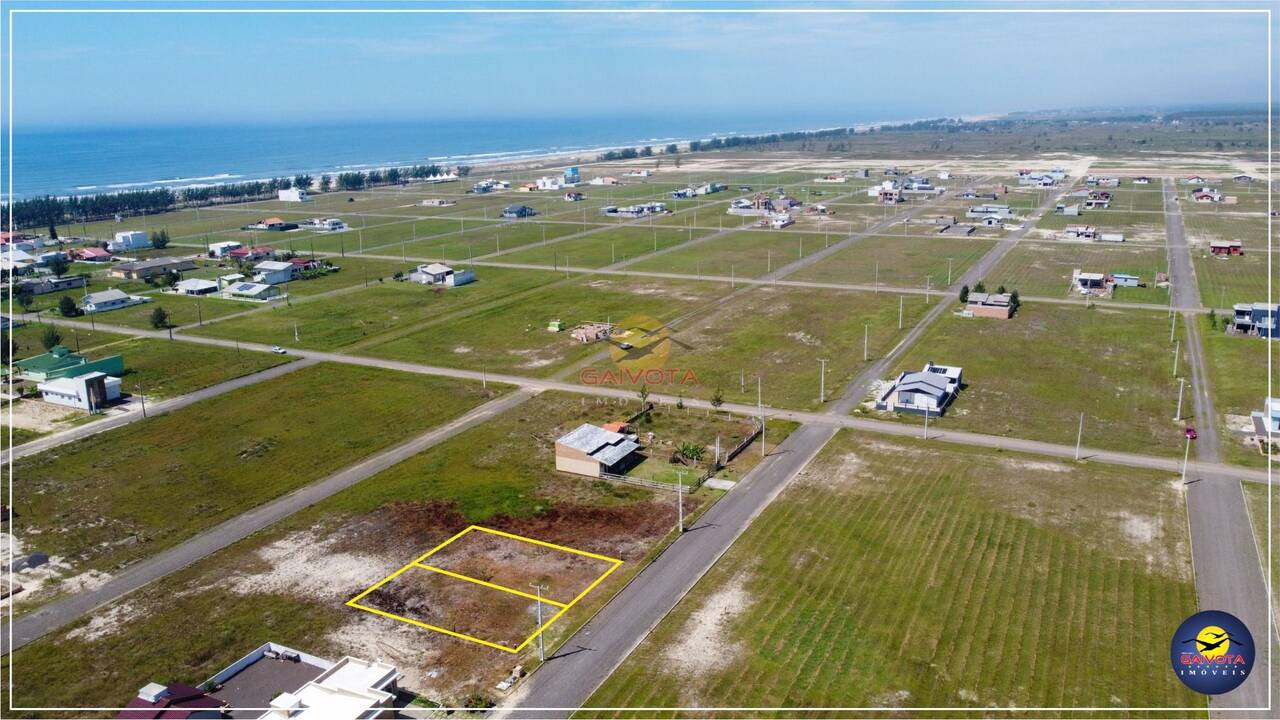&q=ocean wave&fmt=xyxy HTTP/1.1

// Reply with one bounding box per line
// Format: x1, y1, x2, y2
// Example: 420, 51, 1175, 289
101, 172, 240, 190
